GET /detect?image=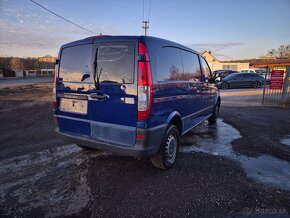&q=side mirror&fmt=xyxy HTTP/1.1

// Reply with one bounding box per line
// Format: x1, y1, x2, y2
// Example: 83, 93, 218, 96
81, 73, 90, 82
55, 59, 59, 65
